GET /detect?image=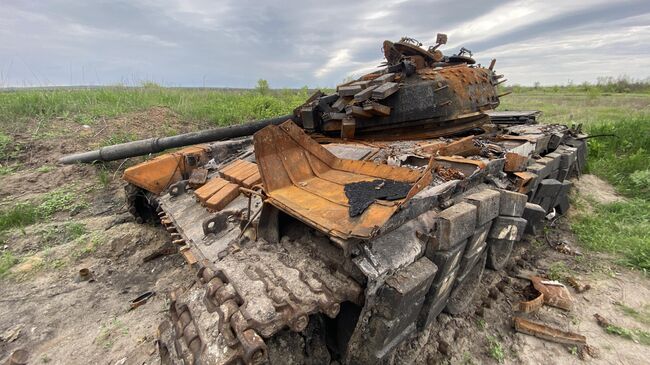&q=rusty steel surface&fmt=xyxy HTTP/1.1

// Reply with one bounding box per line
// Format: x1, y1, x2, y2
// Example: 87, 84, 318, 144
253, 120, 430, 240
123, 145, 210, 194
514, 317, 587, 346
530, 276, 575, 311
